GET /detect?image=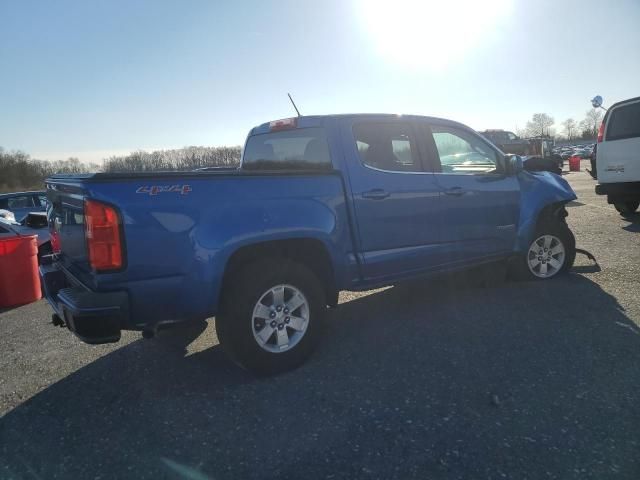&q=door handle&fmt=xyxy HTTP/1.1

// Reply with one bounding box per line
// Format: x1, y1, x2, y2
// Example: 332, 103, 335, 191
362, 189, 390, 200
444, 186, 465, 196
